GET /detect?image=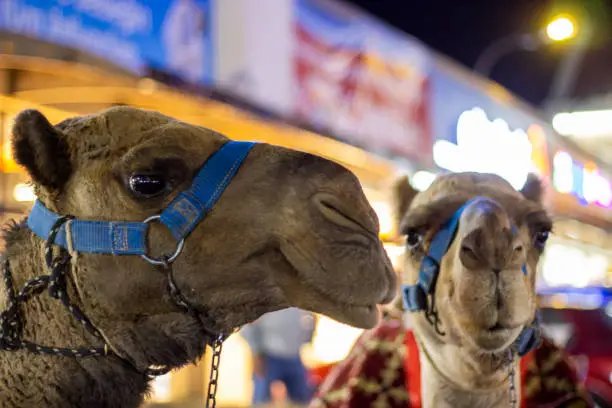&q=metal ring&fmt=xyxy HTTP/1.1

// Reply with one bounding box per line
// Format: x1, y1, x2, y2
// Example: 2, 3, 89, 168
140, 215, 185, 266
